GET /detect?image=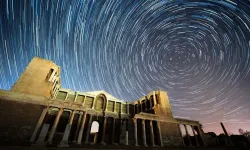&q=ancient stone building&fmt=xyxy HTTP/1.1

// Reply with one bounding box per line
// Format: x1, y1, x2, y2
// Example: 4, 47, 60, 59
0, 57, 207, 147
